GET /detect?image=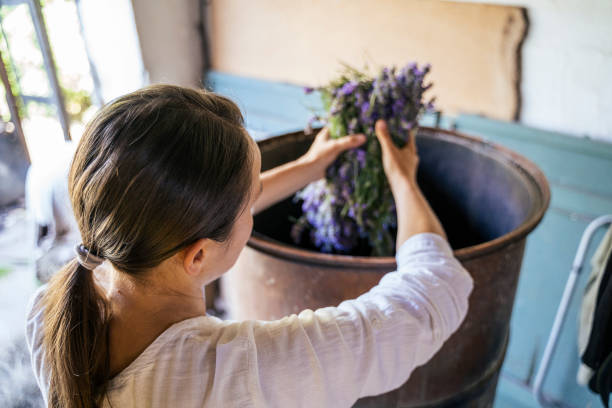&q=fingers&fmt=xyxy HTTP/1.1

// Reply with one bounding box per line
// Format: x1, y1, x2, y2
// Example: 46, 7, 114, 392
315, 127, 330, 142
333, 133, 366, 151
404, 128, 417, 154
375, 120, 394, 155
